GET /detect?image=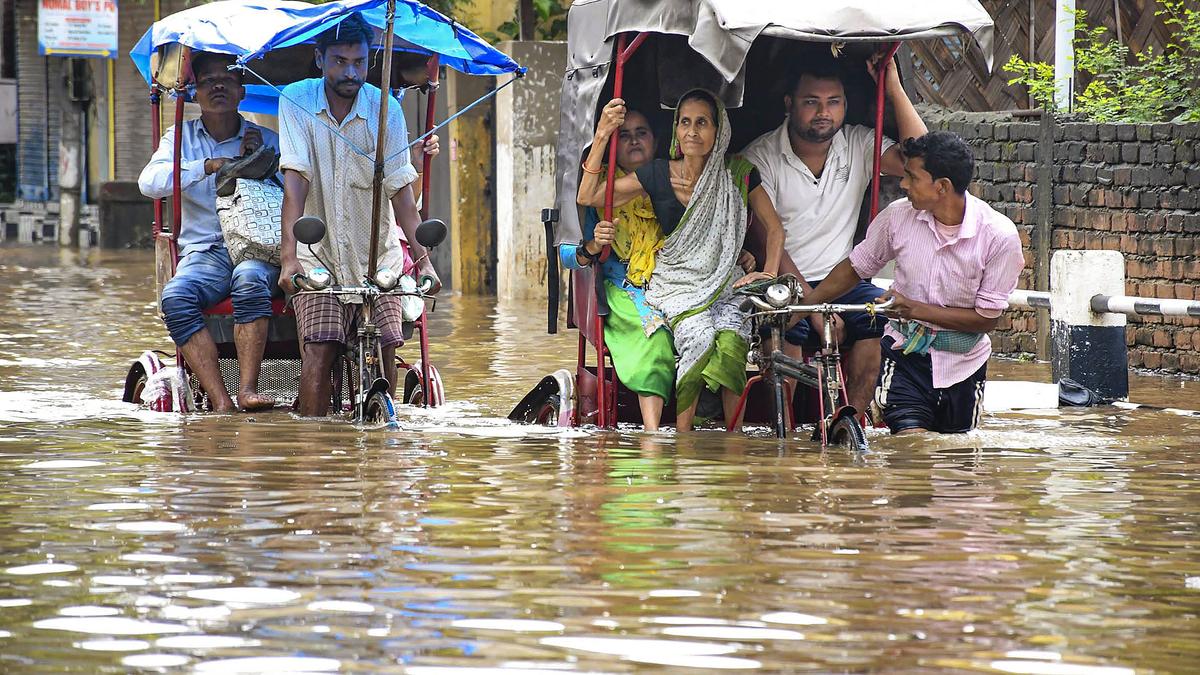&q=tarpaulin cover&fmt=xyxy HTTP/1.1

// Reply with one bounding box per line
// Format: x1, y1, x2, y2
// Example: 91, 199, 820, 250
130, 0, 522, 113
